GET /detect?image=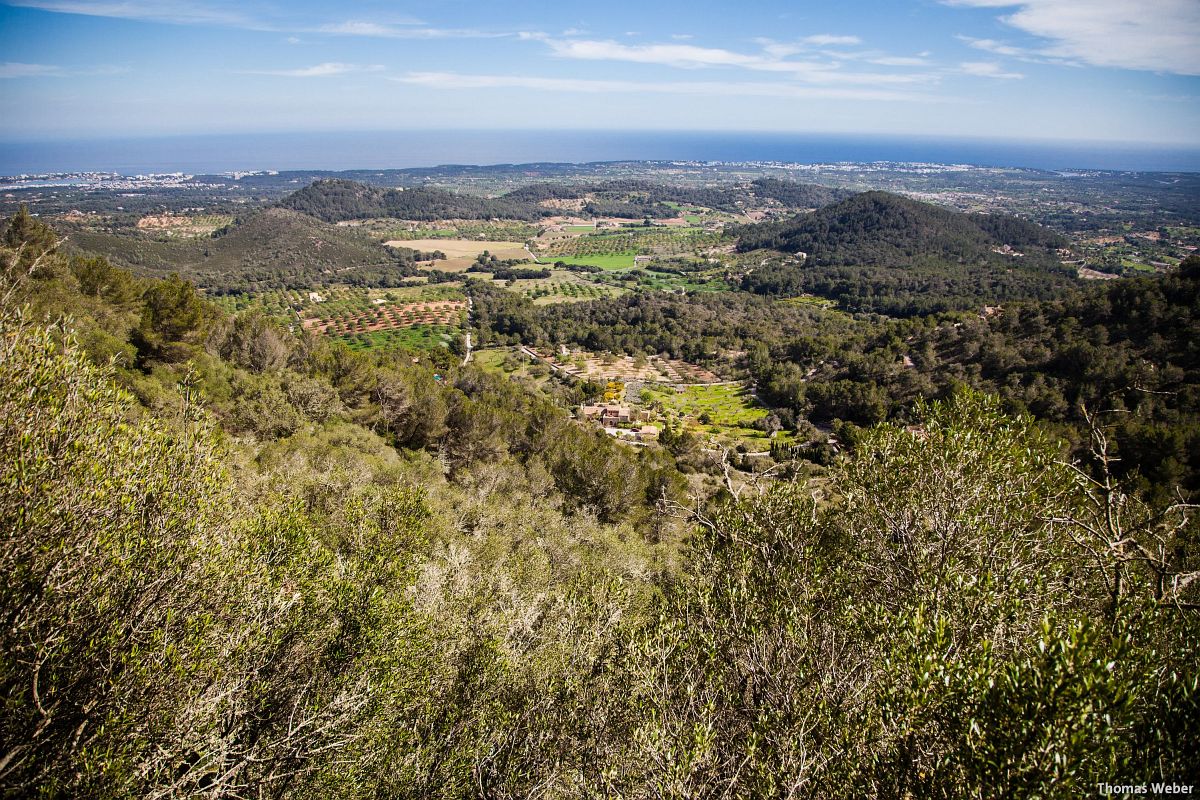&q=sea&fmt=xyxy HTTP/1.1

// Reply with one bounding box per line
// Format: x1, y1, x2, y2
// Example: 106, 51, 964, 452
2, 130, 1198, 176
